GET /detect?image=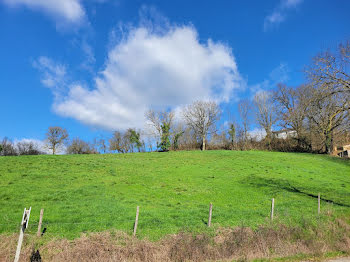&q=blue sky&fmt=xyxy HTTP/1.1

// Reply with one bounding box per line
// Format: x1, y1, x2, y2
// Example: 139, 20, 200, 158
0, 0, 349, 144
